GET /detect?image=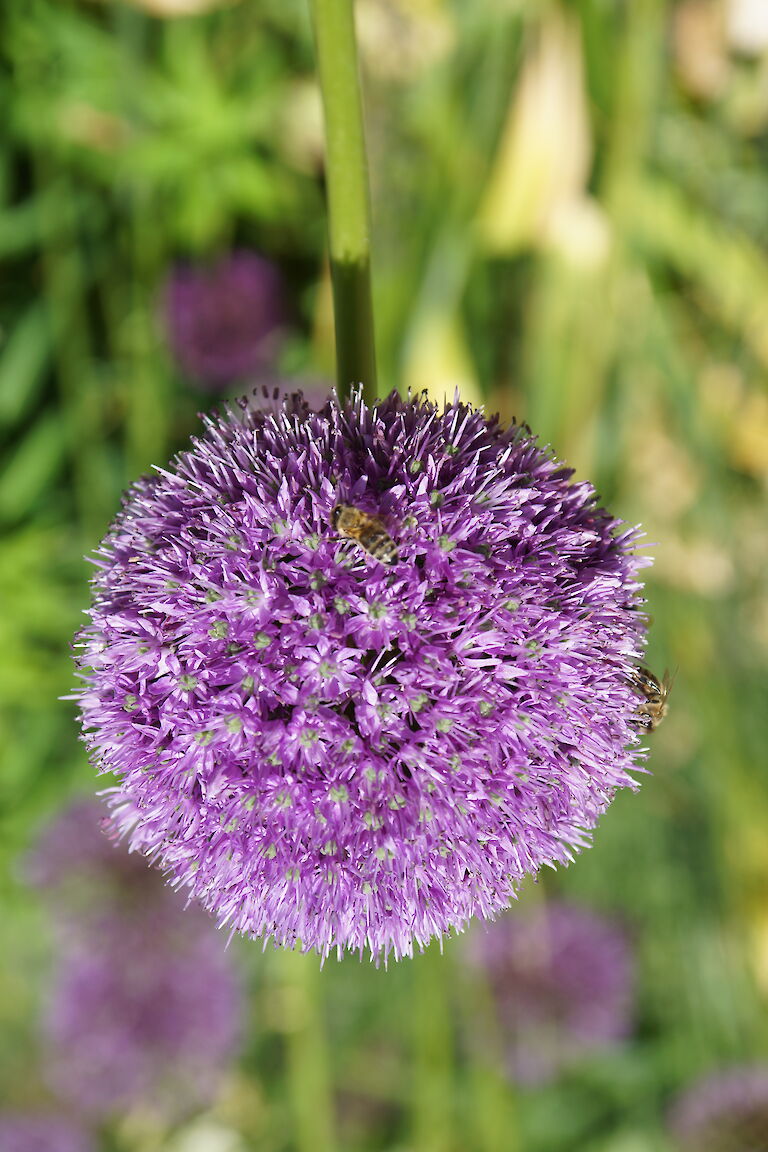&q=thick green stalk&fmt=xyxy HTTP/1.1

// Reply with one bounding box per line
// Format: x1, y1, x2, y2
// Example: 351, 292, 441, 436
309, 0, 377, 401
410, 943, 454, 1152
457, 964, 519, 1152
278, 947, 336, 1152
